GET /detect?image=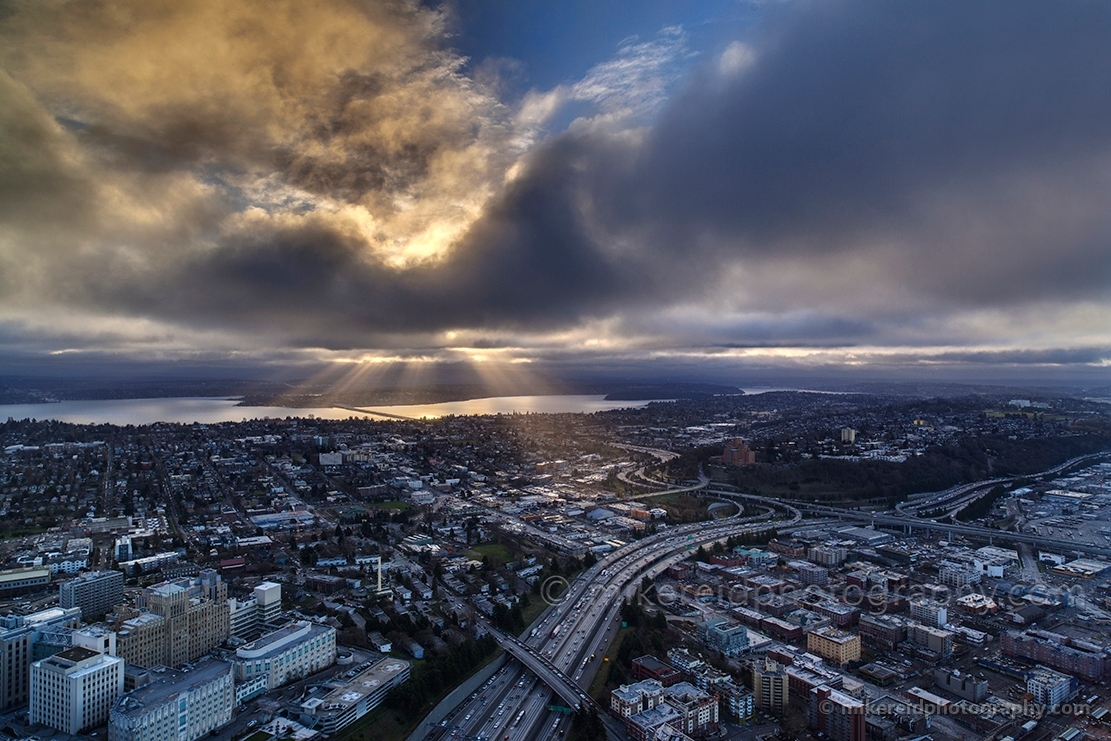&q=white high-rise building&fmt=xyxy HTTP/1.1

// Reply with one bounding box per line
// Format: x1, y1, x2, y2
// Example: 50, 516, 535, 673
227, 583, 282, 641
30, 646, 124, 734
254, 582, 282, 627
